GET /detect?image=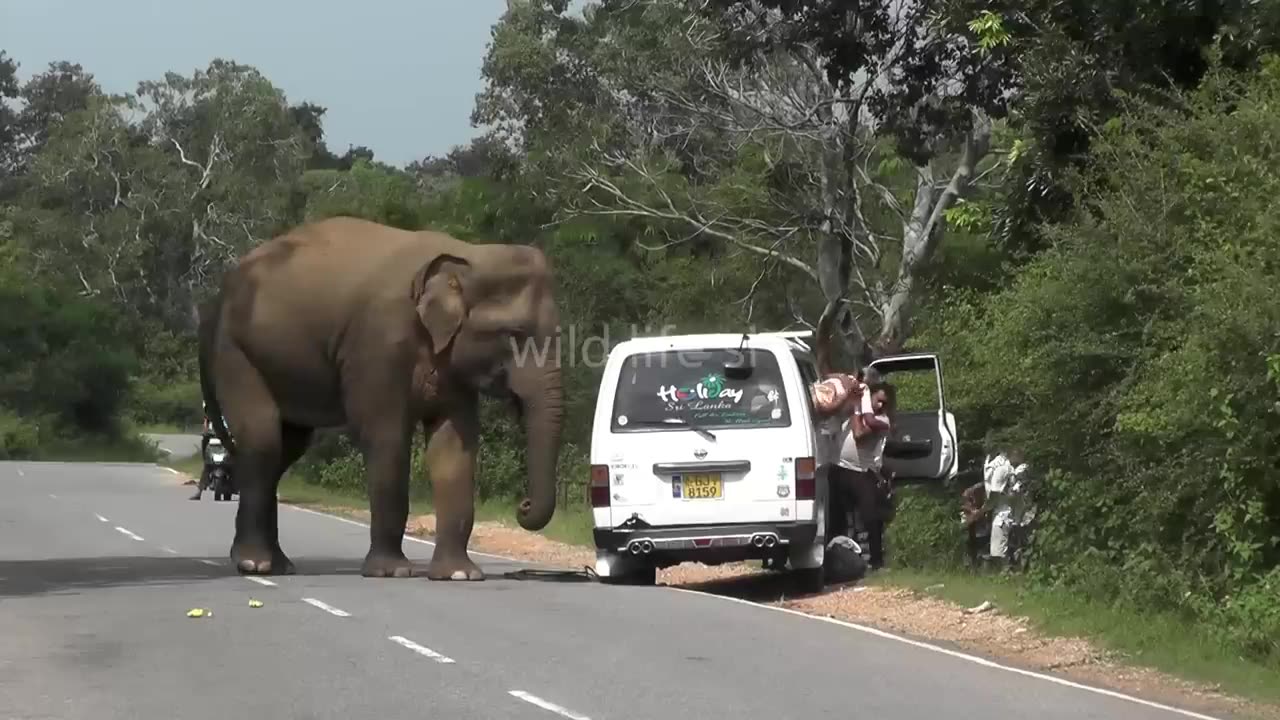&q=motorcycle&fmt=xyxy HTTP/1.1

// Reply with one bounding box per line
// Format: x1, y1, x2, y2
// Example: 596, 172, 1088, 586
196, 435, 236, 501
